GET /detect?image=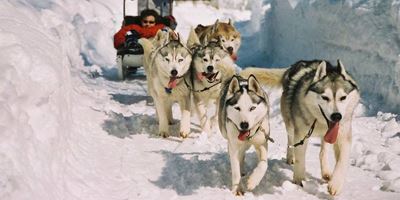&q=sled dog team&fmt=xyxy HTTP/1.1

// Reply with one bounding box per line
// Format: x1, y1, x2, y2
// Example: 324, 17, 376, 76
137, 20, 360, 196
